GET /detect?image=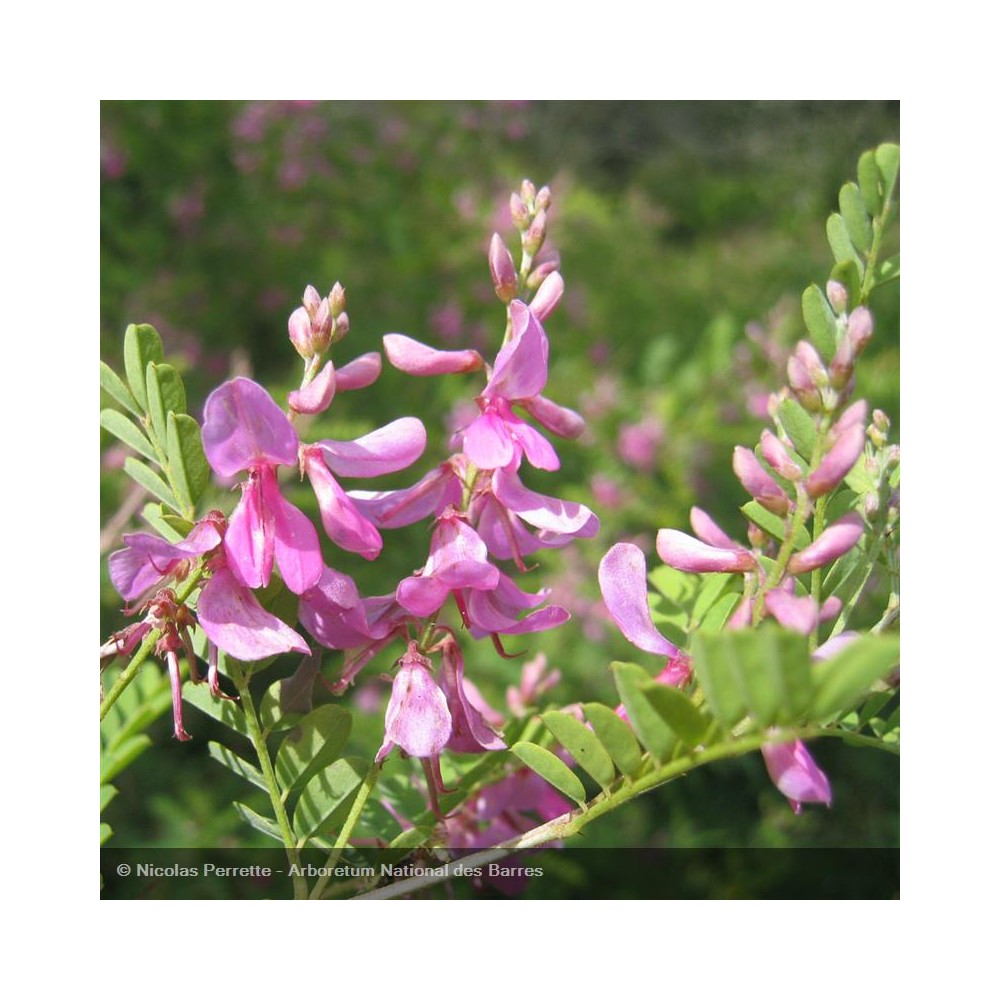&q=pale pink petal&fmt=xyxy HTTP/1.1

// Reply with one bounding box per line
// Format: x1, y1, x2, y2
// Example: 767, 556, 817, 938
806, 423, 866, 498
299, 567, 376, 650
764, 589, 820, 635
733, 446, 789, 514
383, 333, 484, 376
202, 377, 299, 476
377, 654, 452, 761
396, 575, 451, 617
260, 466, 323, 594
334, 352, 382, 392
528, 271, 564, 322
521, 393, 585, 439
302, 450, 383, 560
348, 464, 463, 528
656, 529, 757, 574
485, 300, 548, 400
598, 543, 678, 657
288, 361, 336, 415
224, 477, 272, 590
761, 739, 832, 813
198, 568, 309, 660
317, 417, 426, 479
493, 468, 595, 534
440, 643, 506, 752
463, 411, 515, 469
509, 419, 560, 471
689, 507, 742, 550
787, 513, 864, 574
